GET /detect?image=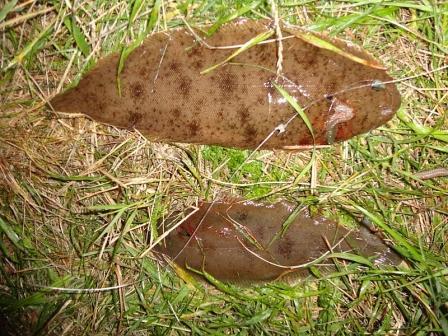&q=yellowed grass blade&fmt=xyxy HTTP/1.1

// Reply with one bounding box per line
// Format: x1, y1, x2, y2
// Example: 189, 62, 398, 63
284, 27, 386, 70
201, 29, 274, 75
